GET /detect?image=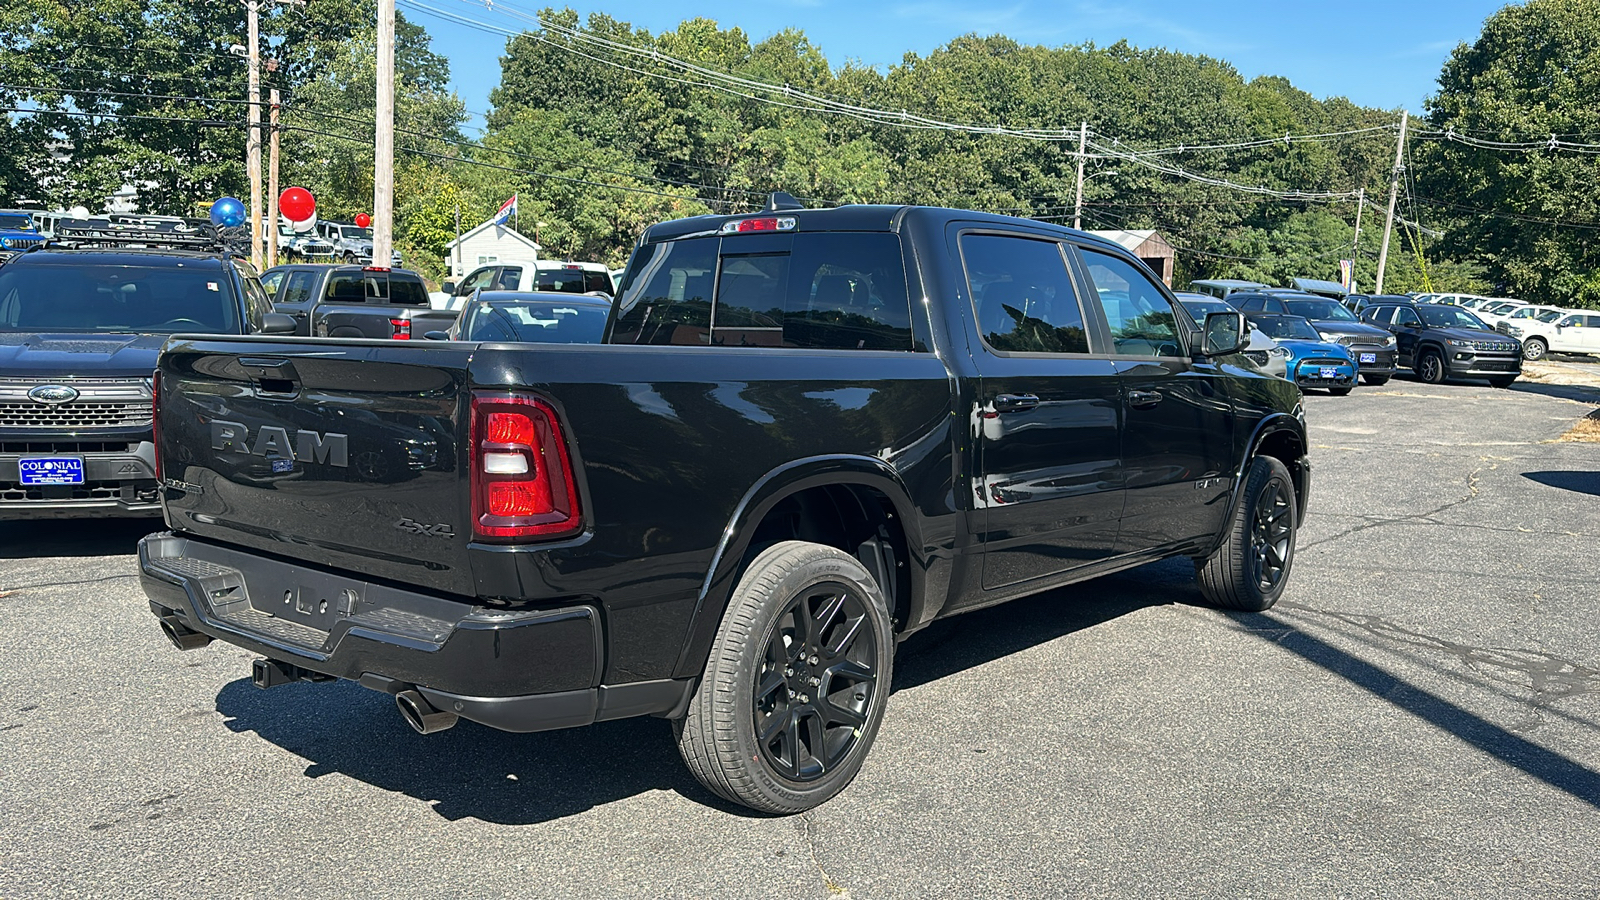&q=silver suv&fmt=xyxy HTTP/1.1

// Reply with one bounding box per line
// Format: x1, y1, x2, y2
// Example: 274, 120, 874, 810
318, 221, 403, 267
